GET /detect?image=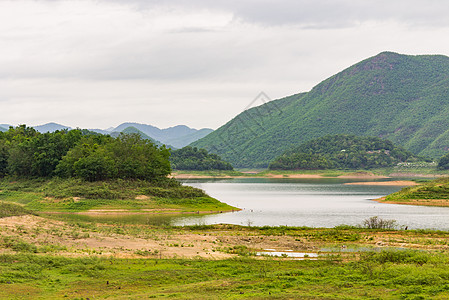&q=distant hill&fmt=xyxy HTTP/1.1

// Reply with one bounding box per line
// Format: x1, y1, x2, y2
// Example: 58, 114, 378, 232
112, 123, 212, 148
118, 126, 166, 147
269, 135, 419, 170
4, 122, 212, 148
164, 128, 214, 149
192, 52, 449, 168
0, 124, 12, 131
33, 122, 72, 133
